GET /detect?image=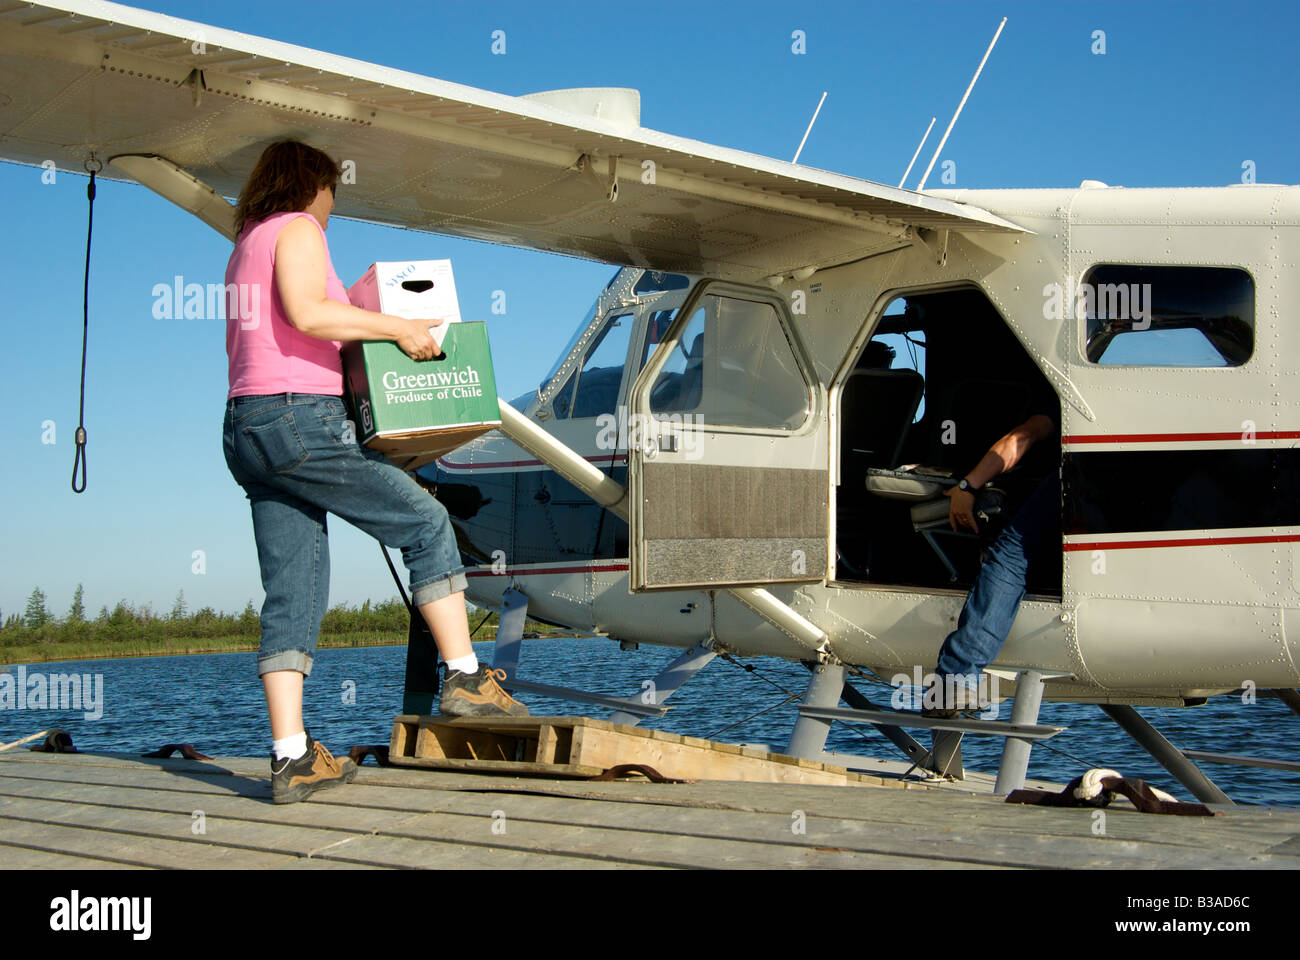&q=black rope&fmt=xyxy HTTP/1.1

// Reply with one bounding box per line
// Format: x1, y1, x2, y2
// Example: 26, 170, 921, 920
379, 541, 411, 610
468, 611, 492, 640
705, 692, 803, 740
71, 161, 99, 493
1028, 732, 1105, 771
381, 539, 492, 639
715, 650, 801, 698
